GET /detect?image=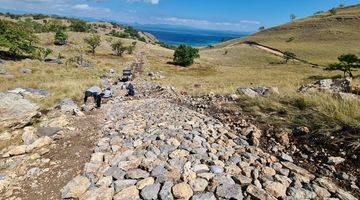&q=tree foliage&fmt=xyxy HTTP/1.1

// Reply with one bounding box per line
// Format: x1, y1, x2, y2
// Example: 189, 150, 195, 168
84, 34, 101, 55
70, 20, 90, 32
54, 30, 68, 45
111, 40, 127, 56
173, 45, 200, 67
0, 19, 38, 57
290, 14, 296, 21
325, 54, 360, 77
329, 8, 337, 15
283, 51, 296, 63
